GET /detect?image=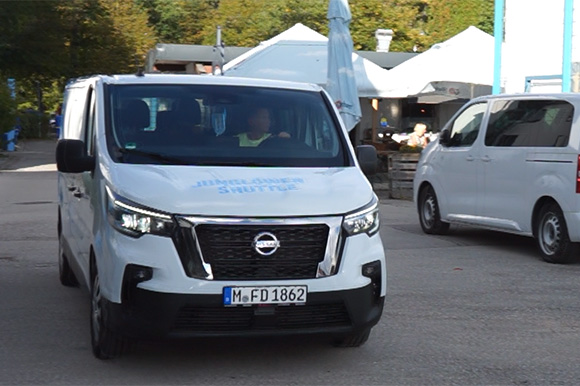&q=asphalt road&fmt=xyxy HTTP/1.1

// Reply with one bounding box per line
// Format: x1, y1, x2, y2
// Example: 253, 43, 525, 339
1, 140, 580, 385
